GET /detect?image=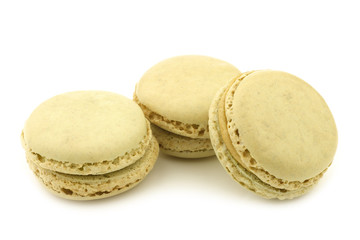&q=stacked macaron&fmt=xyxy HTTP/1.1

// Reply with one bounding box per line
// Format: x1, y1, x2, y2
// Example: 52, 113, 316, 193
209, 70, 338, 199
21, 91, 159, 200
134, 55, 240, 158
